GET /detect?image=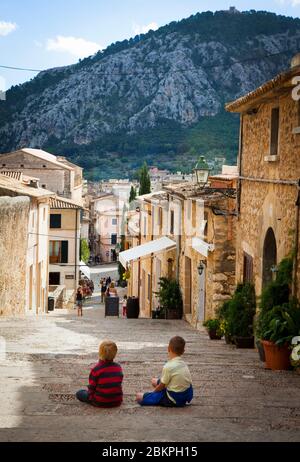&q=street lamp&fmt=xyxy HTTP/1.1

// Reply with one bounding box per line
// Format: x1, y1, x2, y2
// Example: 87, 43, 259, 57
197, 261, 206, 276
194, 156, 210, 186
